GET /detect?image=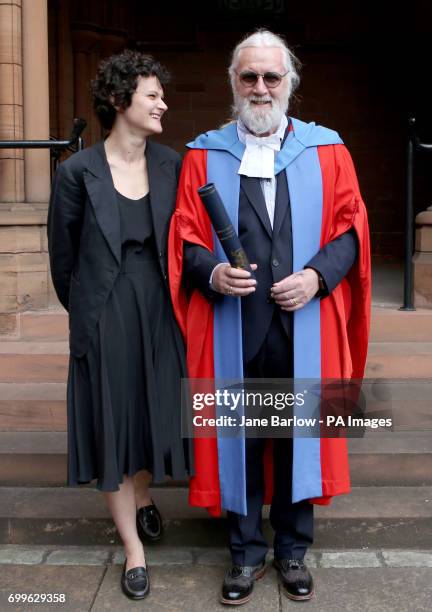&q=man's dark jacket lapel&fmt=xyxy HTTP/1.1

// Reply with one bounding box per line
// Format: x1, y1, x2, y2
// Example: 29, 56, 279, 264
240, 176, 273, 238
